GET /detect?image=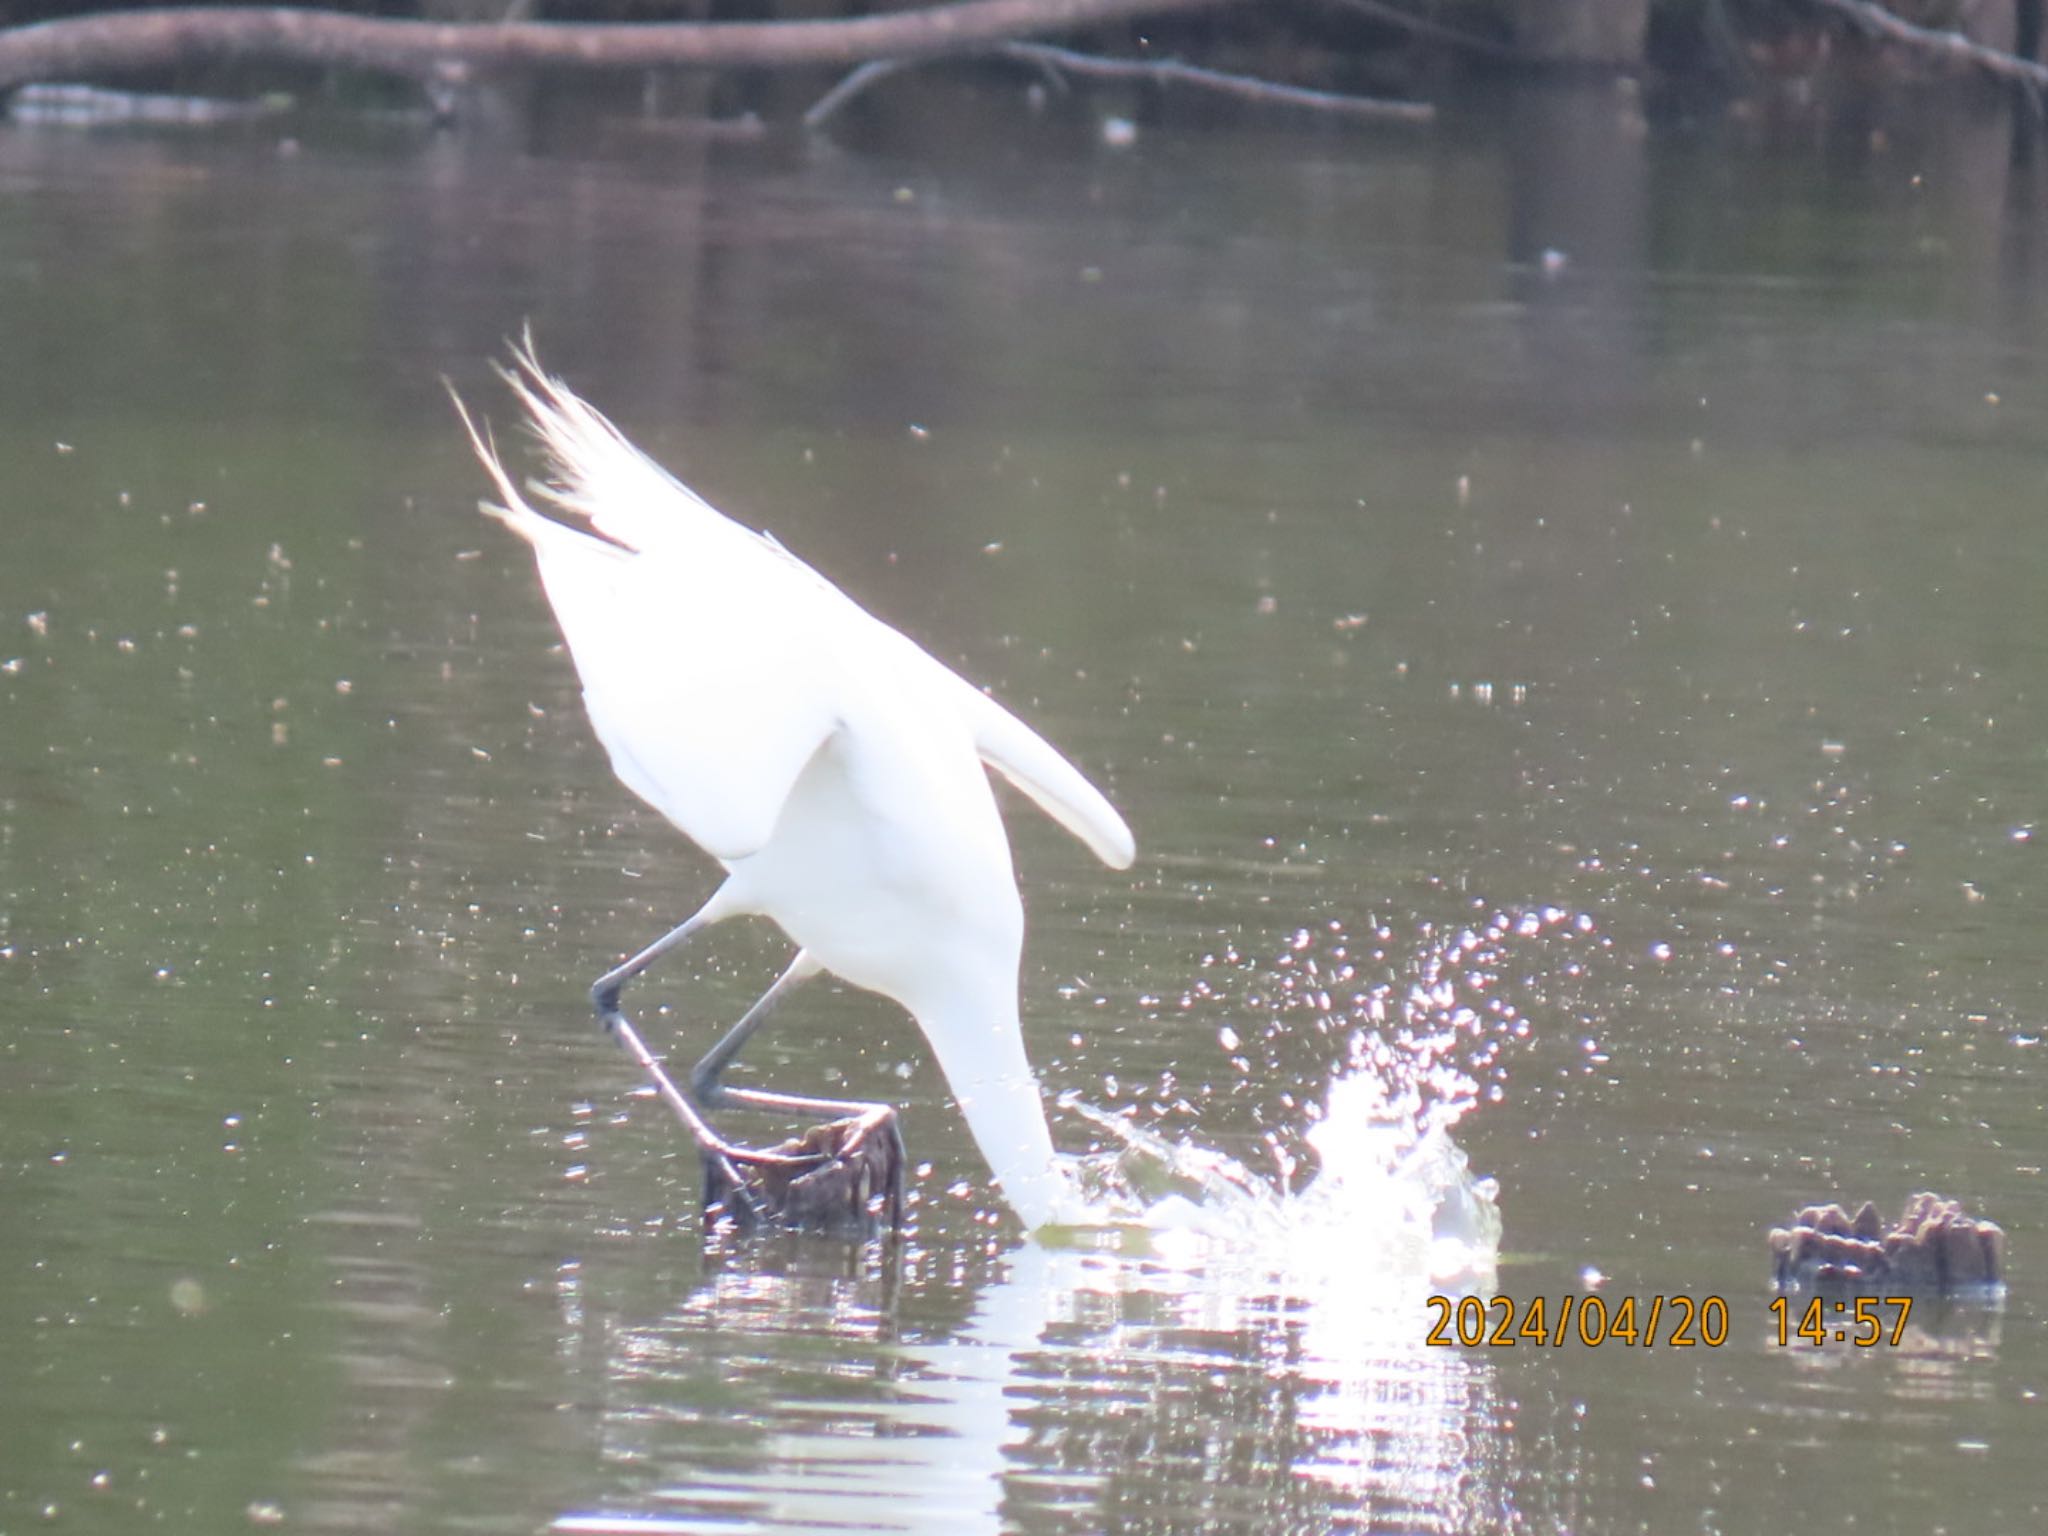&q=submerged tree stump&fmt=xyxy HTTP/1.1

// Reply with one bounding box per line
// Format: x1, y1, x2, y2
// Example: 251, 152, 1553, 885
1769, 1193, 2006, 1293
703, 1111, 906, 1235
